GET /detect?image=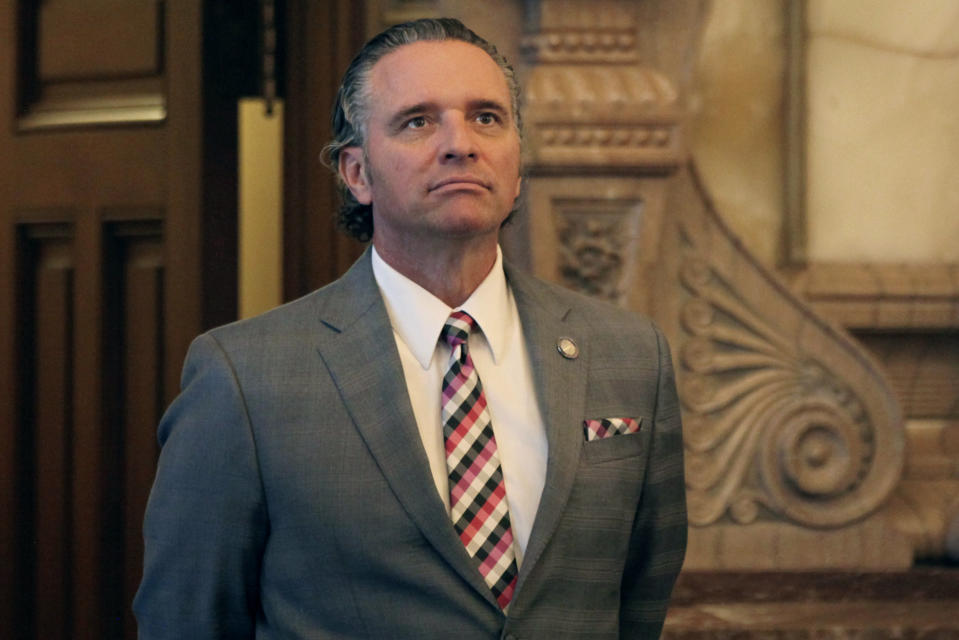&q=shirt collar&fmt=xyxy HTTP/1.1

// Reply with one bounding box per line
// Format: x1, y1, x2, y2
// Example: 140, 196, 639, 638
371, 245, 512, 369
